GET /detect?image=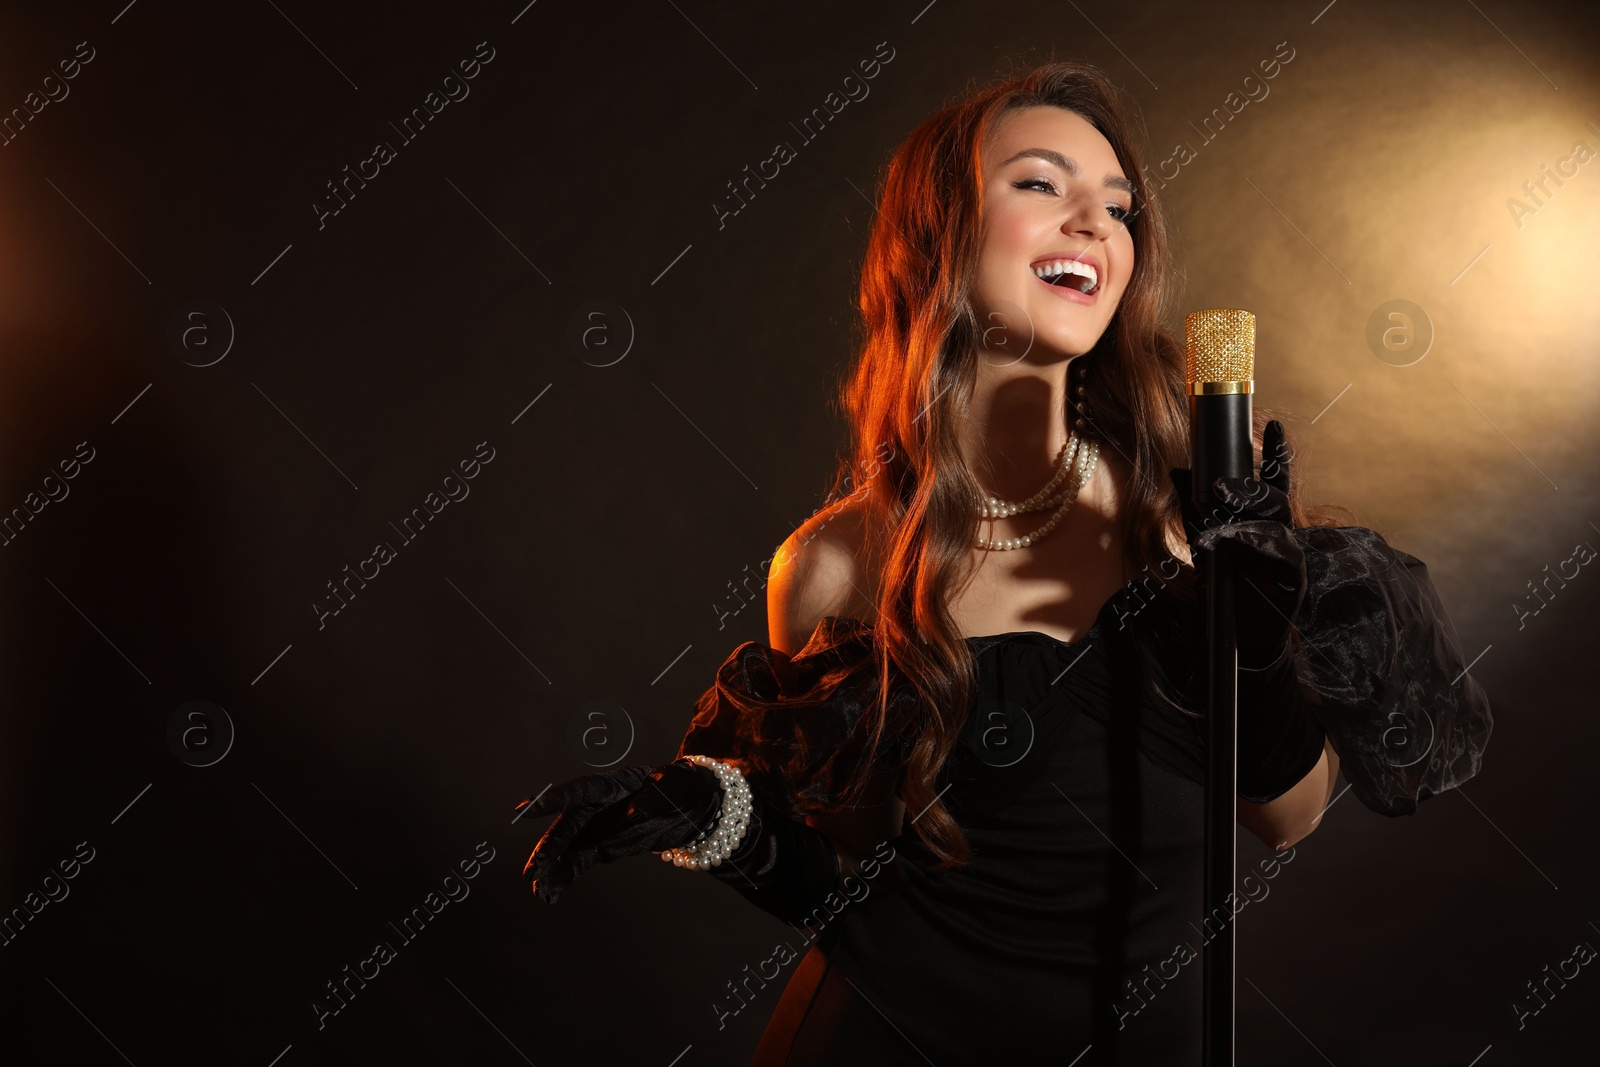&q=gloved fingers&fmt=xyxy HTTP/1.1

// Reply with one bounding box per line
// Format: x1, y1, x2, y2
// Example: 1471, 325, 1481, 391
522, 762, 728, 903
523, 805, 602, 886
516, 767, 655, 889
1260, 419, 1292, 498
1195, 521, 1305, 592
1214, 533, 1308, 668
640, 760, 725, 827
531, 822, 610, 904
1212, 476, 1268, 511
1209, 476, 1292, 527
530, 845, 588, 905
1171, 420, 1295, 515
1171, 466, 1291, 535
512, 765, 653, 822
558, 763, 724, 867
579, 805, 687, 869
